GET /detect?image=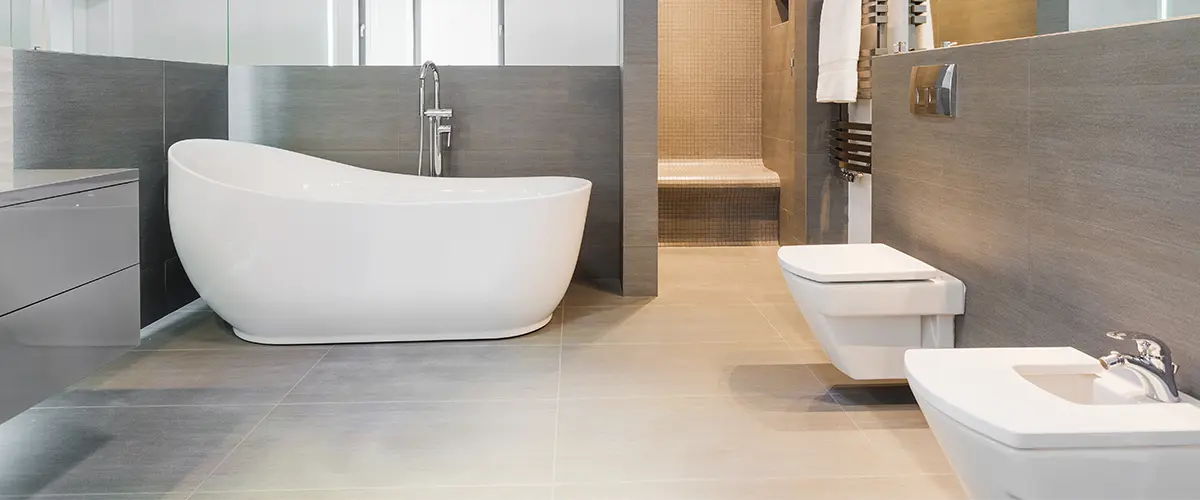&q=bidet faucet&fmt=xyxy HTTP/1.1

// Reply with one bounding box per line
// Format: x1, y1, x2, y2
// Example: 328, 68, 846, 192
1099, 331, 1180, 403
